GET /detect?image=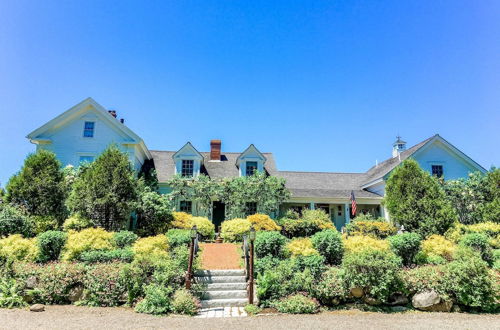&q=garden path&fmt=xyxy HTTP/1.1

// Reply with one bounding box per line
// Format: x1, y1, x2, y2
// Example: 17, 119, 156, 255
199, 243, 243, 269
